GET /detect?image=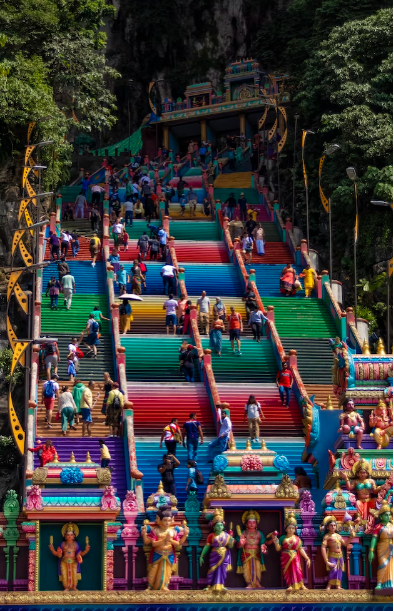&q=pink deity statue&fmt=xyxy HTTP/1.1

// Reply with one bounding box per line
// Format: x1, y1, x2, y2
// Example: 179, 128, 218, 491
338, 398, 365, 449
